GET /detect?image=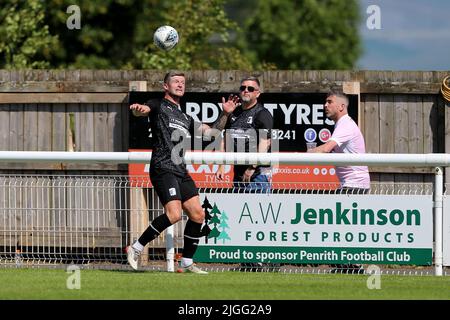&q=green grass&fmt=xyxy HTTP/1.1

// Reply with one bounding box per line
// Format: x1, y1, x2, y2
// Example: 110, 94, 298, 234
0, 268, 449, 300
